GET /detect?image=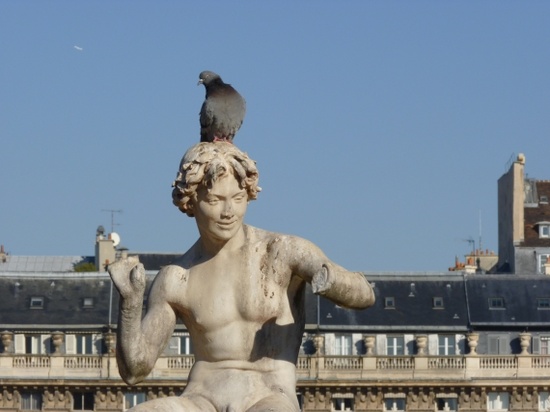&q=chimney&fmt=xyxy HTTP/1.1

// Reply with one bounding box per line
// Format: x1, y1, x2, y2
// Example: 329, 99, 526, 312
0, 245, 7, 263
